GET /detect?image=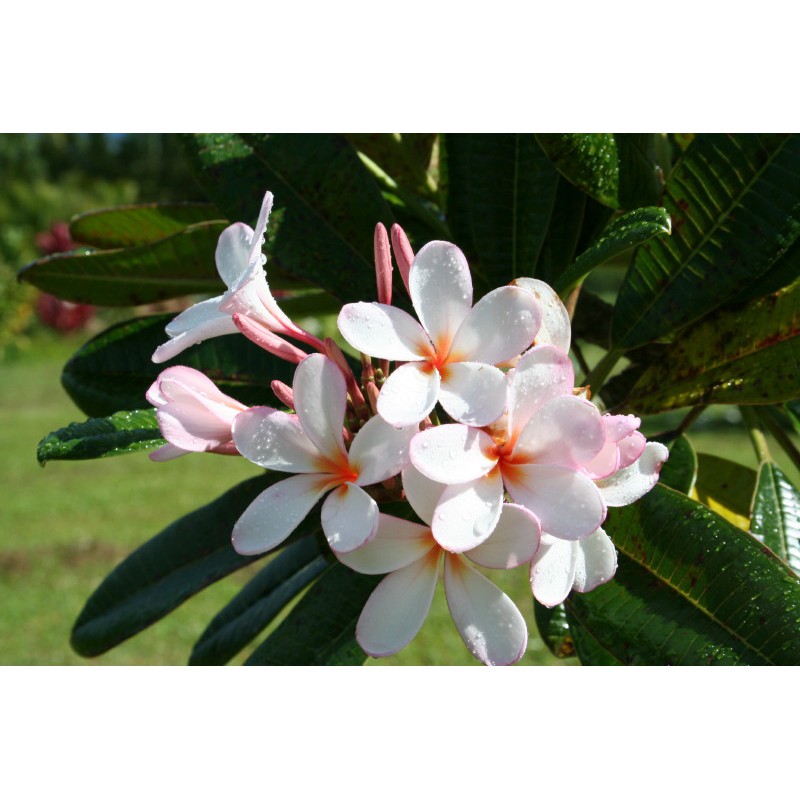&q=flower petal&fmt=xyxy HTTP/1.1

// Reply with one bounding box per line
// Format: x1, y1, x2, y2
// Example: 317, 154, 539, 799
583, 437, 620, 480
337, 302, 431, 361
410, 424, 497, 485
376, 362, 440, 426
350, 415, 416, 486
439, 362, 508, 426
232, 474, 331, 556
156, 405, 234, 452
596, 441, 669, 507
401, 463, 446, 527
148, 443, 188, 462
467, 503, 541, 569
321, 483, 378, 553
514, 395, 606, 468
232, 407, 322, 473
573, 527, 617, 593
247, 190, 274, 266
504, 463, 606, 540
444, 555, 528, 666
336, 514, 435, 574
292, 353, 348, 462
431, 470, 504, 553
529, 534, 578, 607
617, 431, 647, 470
356, 552, 441, 657
152, 297, 238, 363
448, 286, 541, 365
149, 366, 245, 410
215, 222, 254, 287
512, 277, 571, 352
409, 241, 472, 349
